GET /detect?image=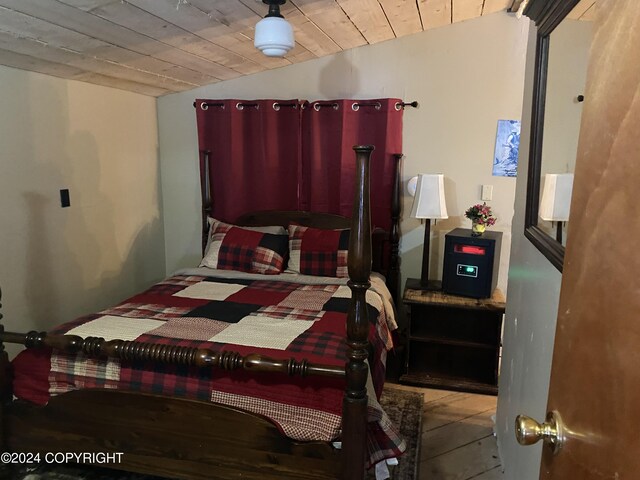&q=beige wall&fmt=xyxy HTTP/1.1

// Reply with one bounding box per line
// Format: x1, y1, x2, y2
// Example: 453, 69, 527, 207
157, 12, 529, 292
496, 24, 562, 478
0, 66, 165, 358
